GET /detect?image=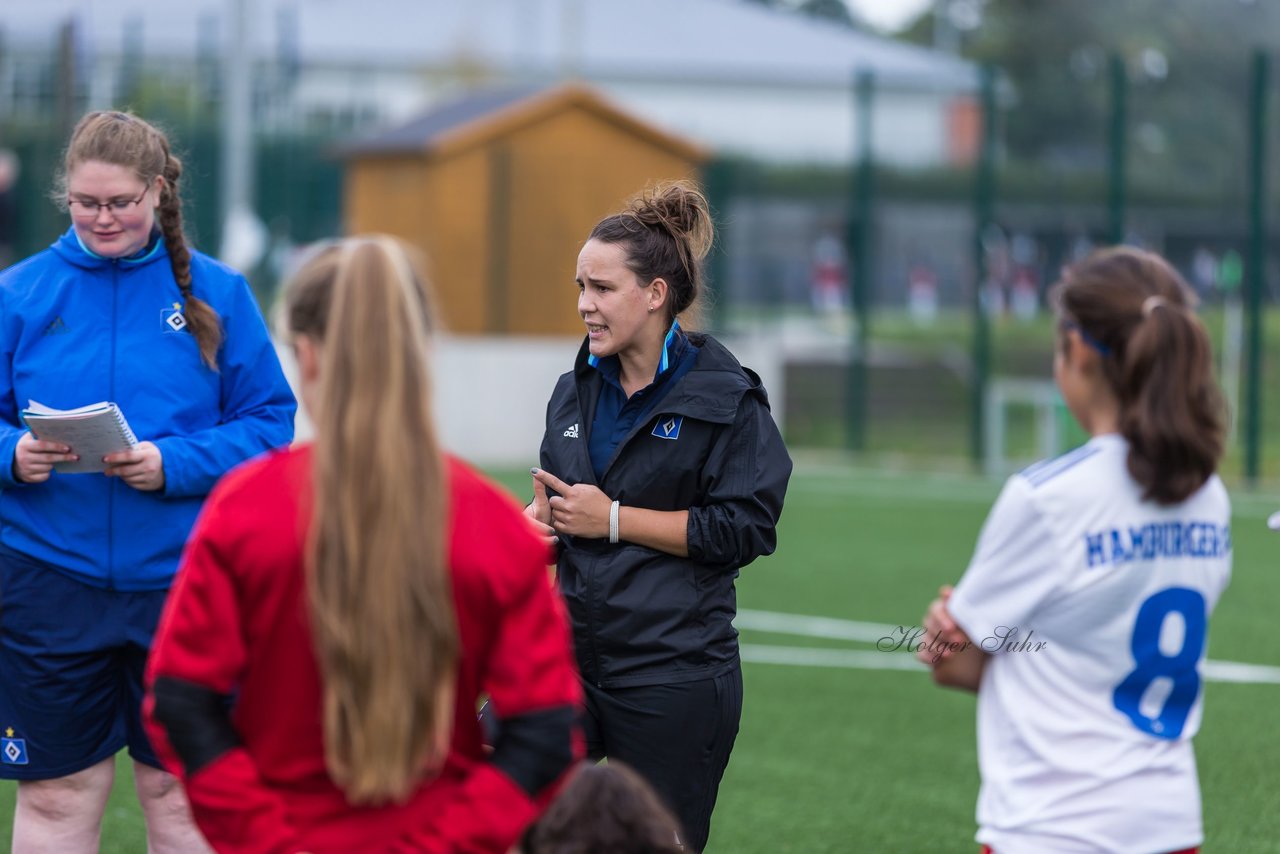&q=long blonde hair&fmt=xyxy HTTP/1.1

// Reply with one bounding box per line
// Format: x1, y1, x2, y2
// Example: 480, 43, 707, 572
284, 236, 457, 804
